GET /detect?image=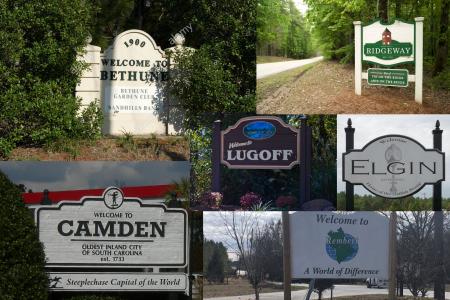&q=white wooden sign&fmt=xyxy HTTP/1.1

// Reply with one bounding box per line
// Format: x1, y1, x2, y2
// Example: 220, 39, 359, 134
35, 187, 188, 268
354, 18, 424, 103
343, 135, 444, 198
48, 272, 187, 292
290, 212, 389, 279
101, 30, 169, 135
